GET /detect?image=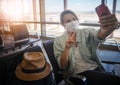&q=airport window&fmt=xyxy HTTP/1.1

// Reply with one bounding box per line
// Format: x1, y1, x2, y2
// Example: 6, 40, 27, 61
116, 0, 120, 21
0, 0, 41, 35
0, 0, 120, 38
113, 0, 120, 38
107, 0, 120, 38
68, 0, 101, 23
45, 0, 64, 37
46, 24, 64, 37
1, 0, 34, 21
45, 0, 63, 22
